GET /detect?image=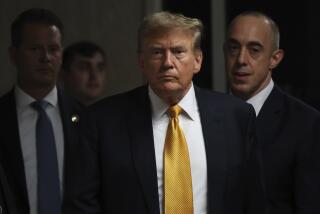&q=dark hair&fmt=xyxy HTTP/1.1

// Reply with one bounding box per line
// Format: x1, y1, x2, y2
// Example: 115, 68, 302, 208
62, 41, 106, 71
11, 8, 64, 47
